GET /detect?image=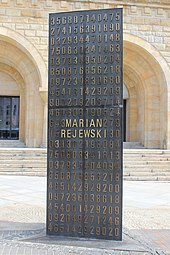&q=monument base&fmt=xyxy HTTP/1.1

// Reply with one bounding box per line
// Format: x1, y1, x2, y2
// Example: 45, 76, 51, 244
23, 230, 150, 254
